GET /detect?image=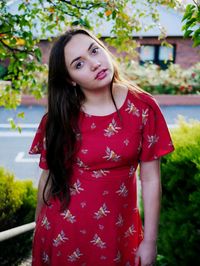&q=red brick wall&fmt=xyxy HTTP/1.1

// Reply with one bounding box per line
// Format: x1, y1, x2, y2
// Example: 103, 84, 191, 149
38, 40, 53, 64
